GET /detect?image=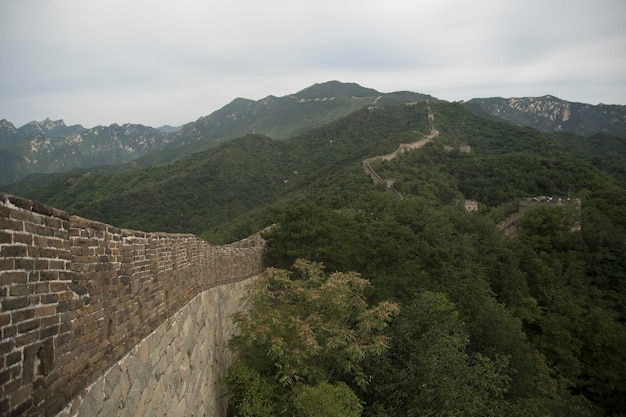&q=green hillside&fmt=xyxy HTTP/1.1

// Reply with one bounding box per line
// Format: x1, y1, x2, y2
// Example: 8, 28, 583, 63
7, 103, 431, 239
4, 100, 626, 415
132, 81, 433, 167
